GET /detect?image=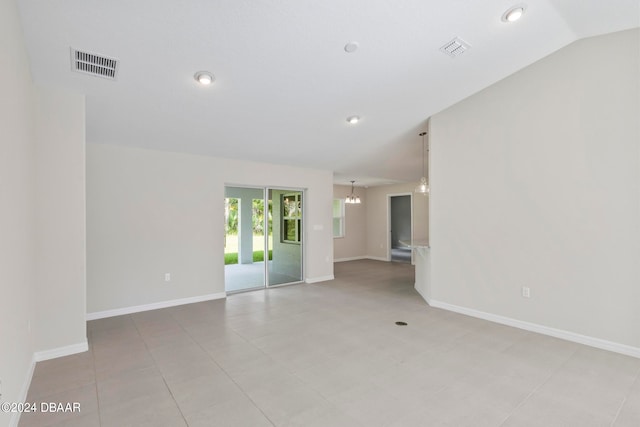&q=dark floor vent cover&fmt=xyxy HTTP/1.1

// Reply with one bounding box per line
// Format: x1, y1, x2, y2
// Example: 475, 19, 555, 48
70, 48, 119, 80
395, 321, 408, 326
